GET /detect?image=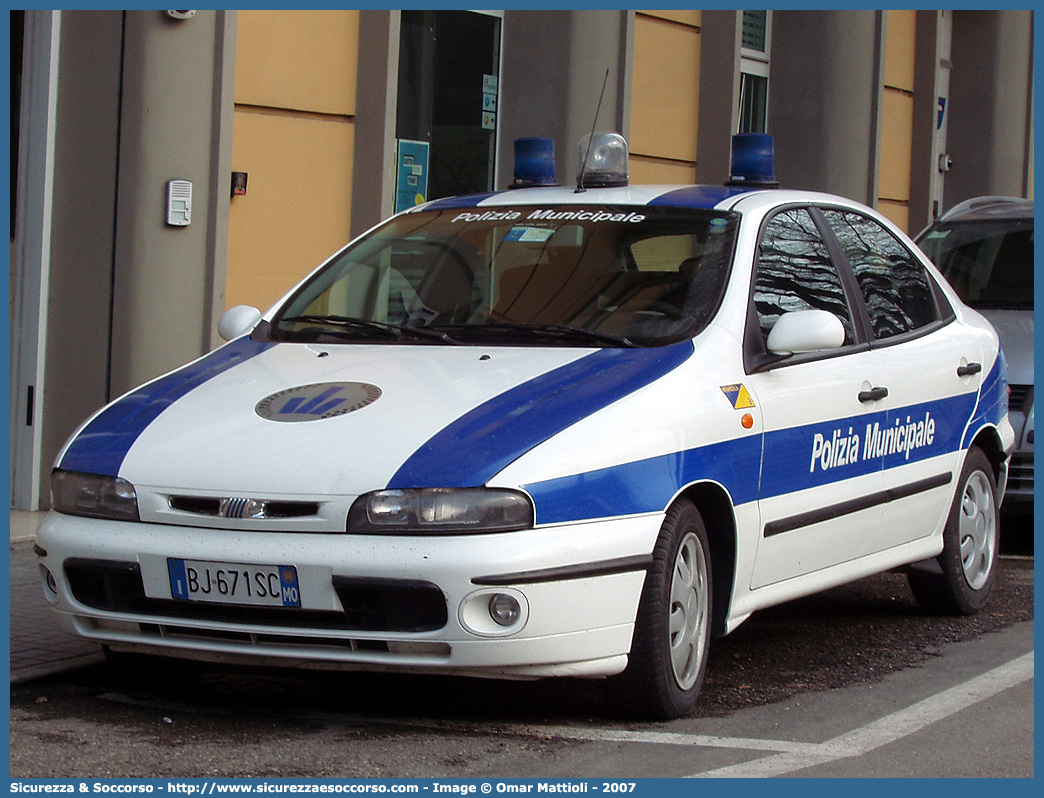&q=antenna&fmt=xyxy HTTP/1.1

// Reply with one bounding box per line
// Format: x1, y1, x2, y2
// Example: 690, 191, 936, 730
576, 68, 611, 193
